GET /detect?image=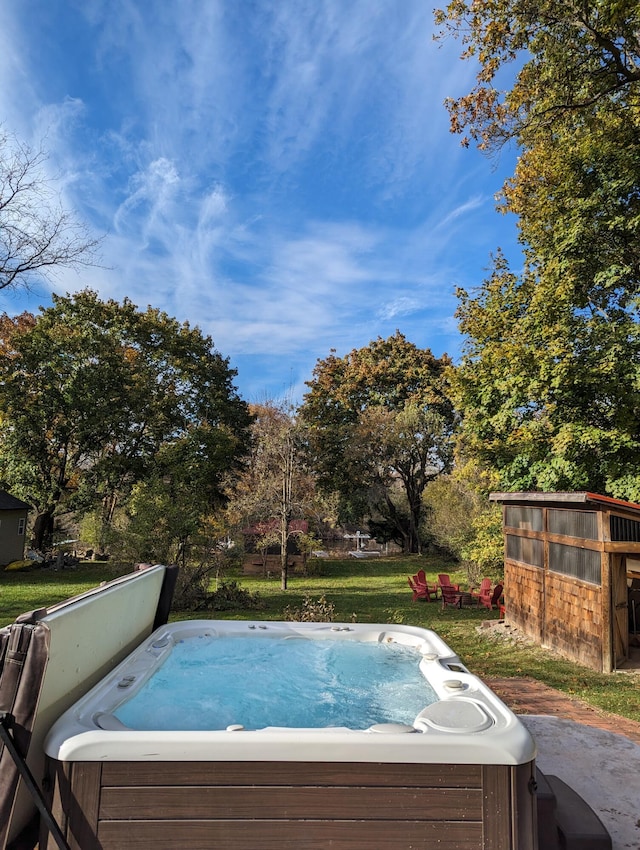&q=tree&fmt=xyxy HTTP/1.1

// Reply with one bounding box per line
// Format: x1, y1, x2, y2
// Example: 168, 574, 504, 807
301, 332, 456, 553
436, 1, 640, 496
423, 466, 504, 584
434, 0, 640, 152
0, 129, 100, 290
453, 251, 640, 495
228, 401, 318, 590
0, 290, 252, 549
